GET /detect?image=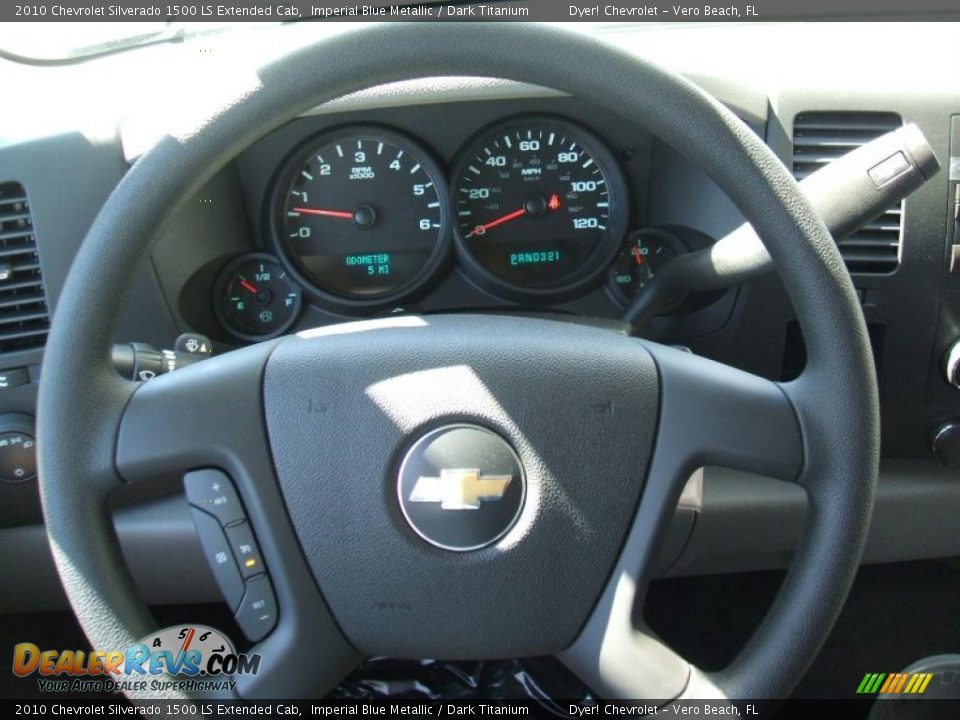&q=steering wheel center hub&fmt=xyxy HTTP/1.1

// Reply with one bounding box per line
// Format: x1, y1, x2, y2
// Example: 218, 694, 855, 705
260, 314, 659, 658
397, 424, 526, 552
